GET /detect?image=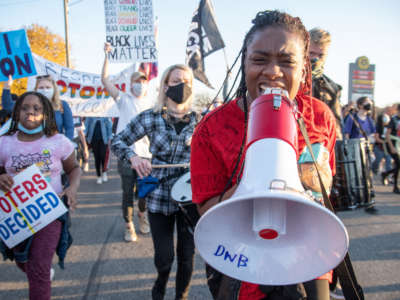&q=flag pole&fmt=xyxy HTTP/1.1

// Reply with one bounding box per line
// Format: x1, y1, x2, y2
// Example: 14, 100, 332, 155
222, 47, 231, 99
209, 0, 230, 97
222, 48, 230, 72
